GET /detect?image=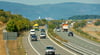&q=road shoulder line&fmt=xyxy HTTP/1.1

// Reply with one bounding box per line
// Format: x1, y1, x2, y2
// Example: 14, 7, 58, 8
28, 34, 41, 55
46, 31, 77, 55
74, 34, 100, 47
